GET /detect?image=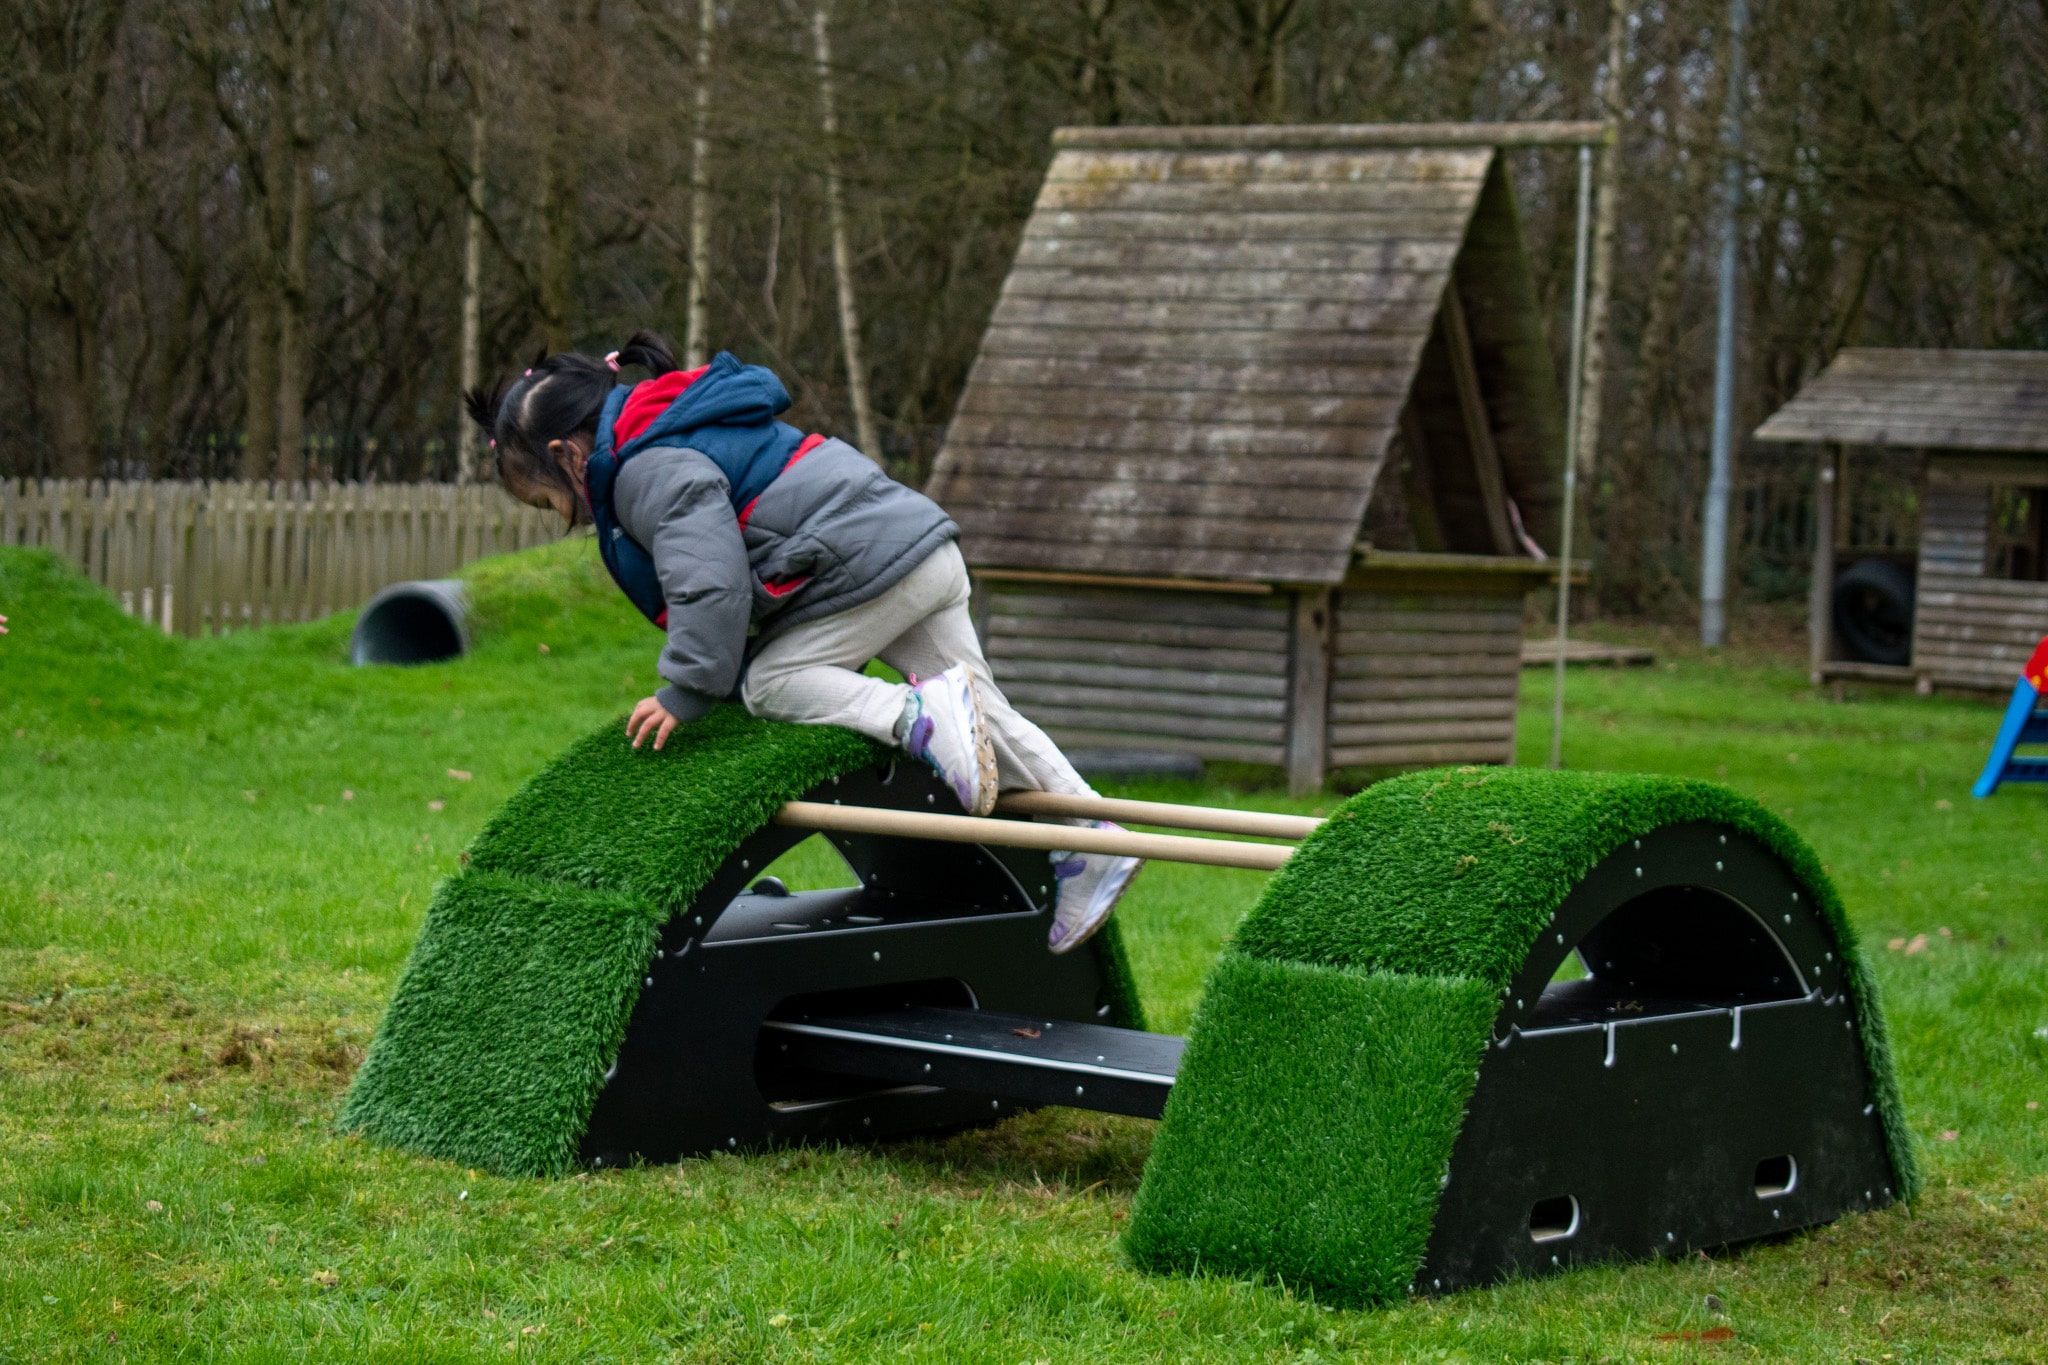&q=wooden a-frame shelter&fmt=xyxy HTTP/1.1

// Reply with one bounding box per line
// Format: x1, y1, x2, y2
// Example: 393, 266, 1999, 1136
927, 123, 1586, 791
